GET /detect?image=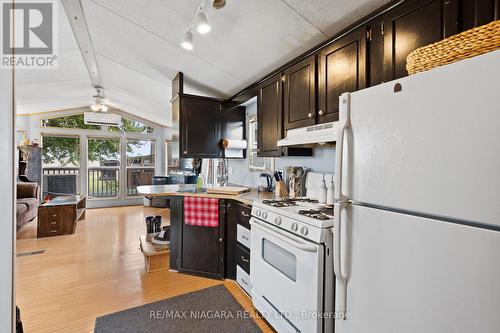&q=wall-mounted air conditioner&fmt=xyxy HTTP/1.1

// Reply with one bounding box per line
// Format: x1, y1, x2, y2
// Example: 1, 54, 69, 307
84, 112, 121, 127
